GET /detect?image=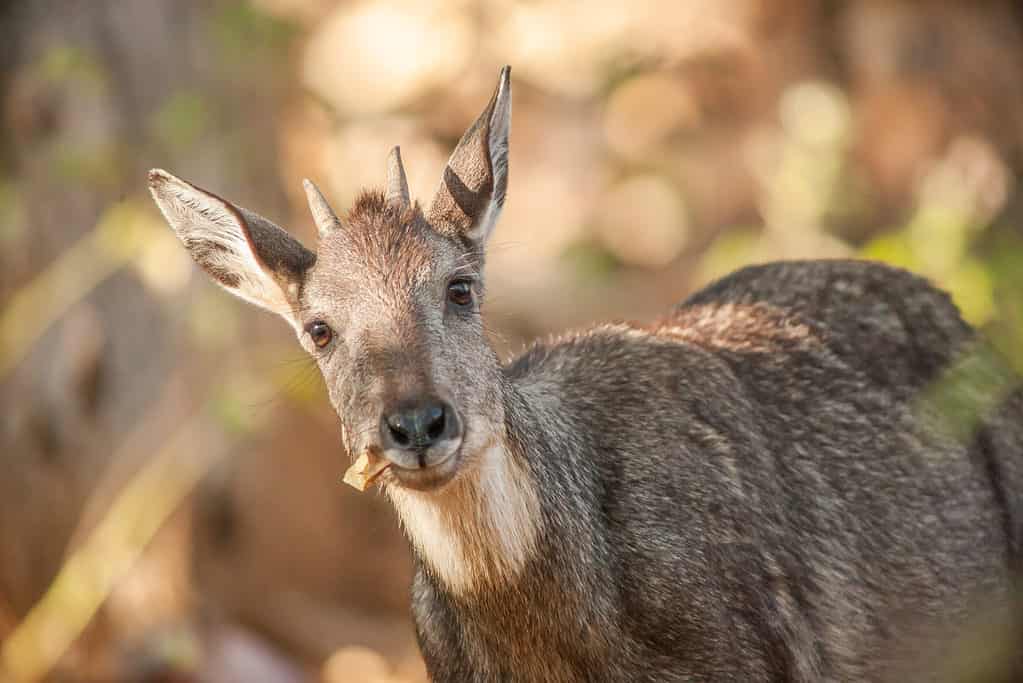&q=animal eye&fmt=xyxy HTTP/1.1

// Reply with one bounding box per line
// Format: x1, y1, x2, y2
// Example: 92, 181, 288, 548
447, 279, 473, 308
307, 320, 333, 348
